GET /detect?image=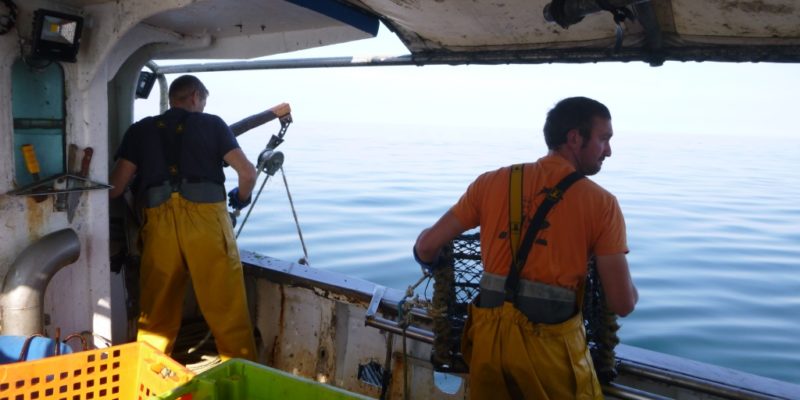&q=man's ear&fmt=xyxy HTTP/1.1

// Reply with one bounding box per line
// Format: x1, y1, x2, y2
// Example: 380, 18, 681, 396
566, 128, 583, 148
188, 90, 205, 112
